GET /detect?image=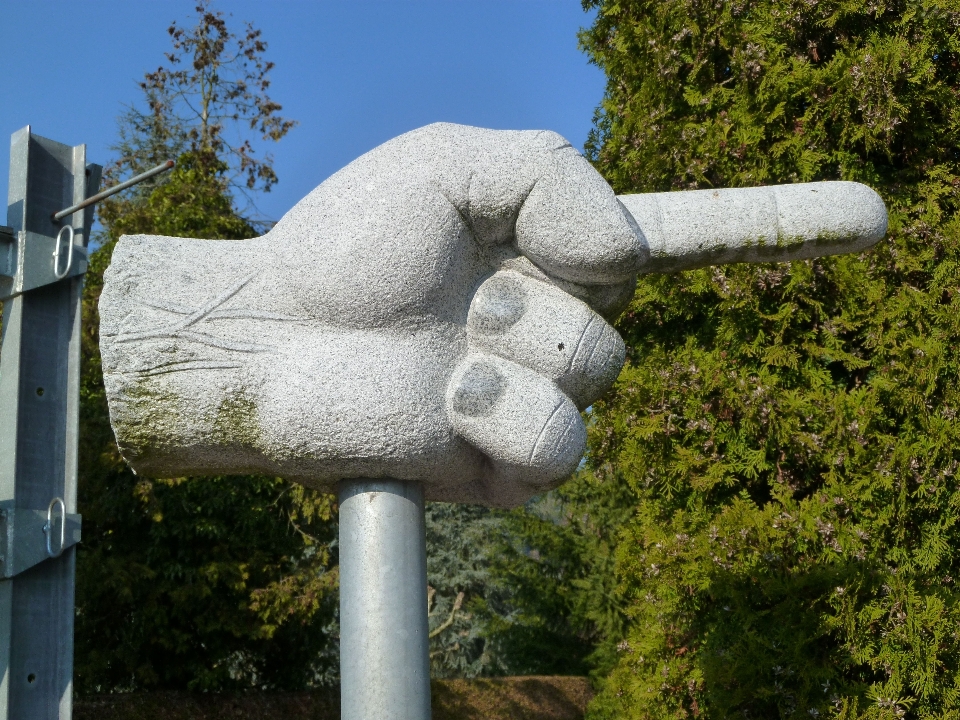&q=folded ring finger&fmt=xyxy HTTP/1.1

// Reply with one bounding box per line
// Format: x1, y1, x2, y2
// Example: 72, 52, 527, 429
466, 269, 626, 410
